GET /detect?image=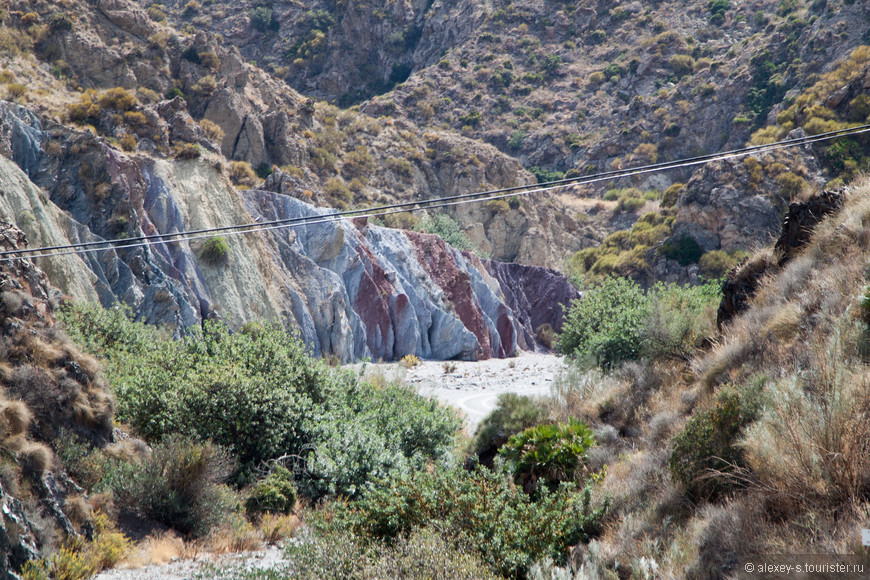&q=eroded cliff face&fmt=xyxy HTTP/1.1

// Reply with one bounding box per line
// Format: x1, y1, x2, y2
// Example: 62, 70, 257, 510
0, 100, 576, 362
